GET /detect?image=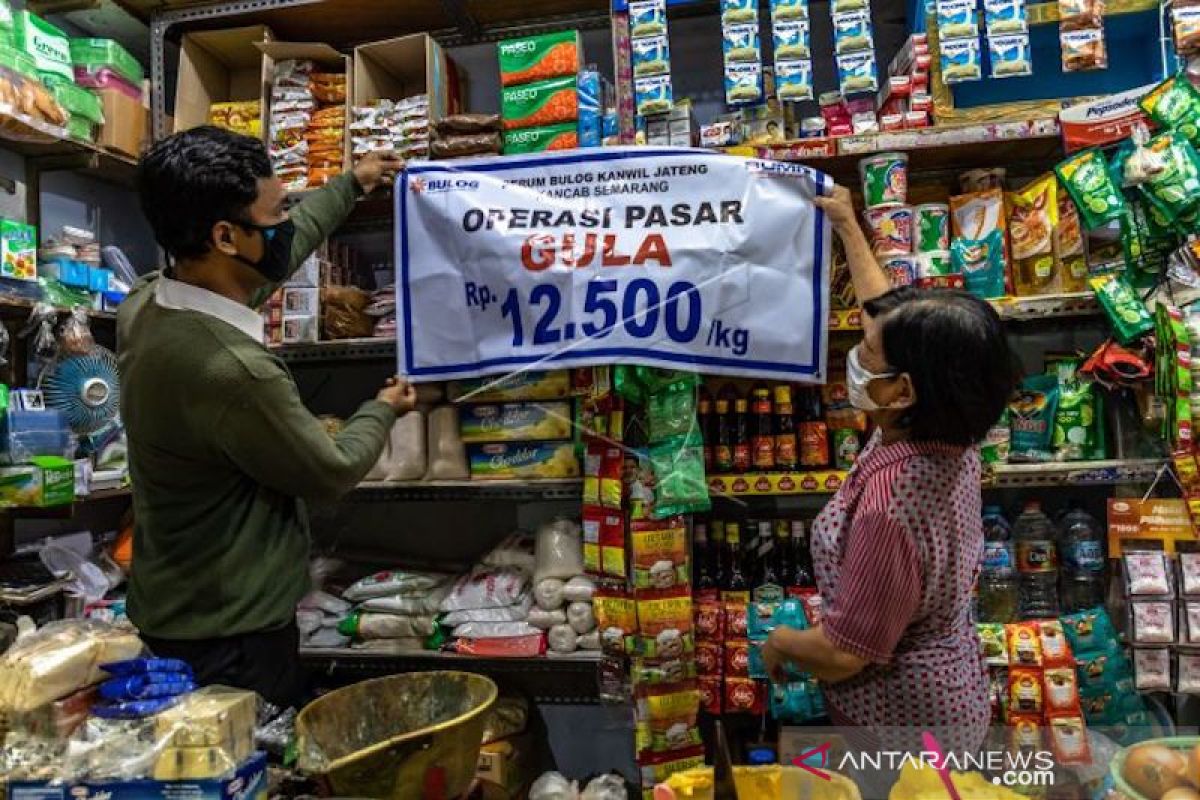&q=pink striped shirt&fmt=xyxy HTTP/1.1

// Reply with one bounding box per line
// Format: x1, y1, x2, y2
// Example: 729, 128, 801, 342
811, 431, 989, 751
